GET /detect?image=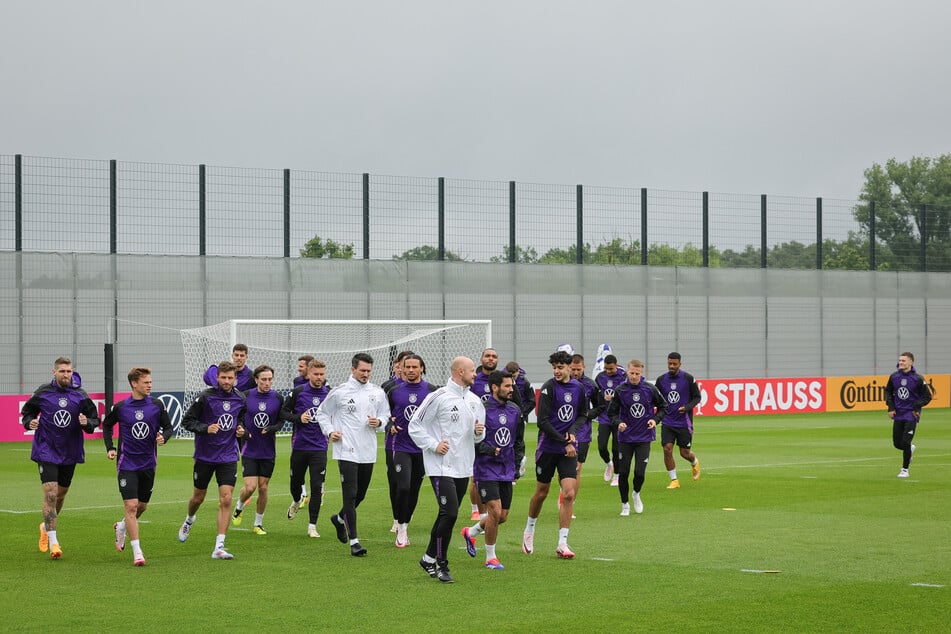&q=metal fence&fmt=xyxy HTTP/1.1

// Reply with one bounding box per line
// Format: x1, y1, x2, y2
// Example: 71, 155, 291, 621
3, 153, 950, 271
